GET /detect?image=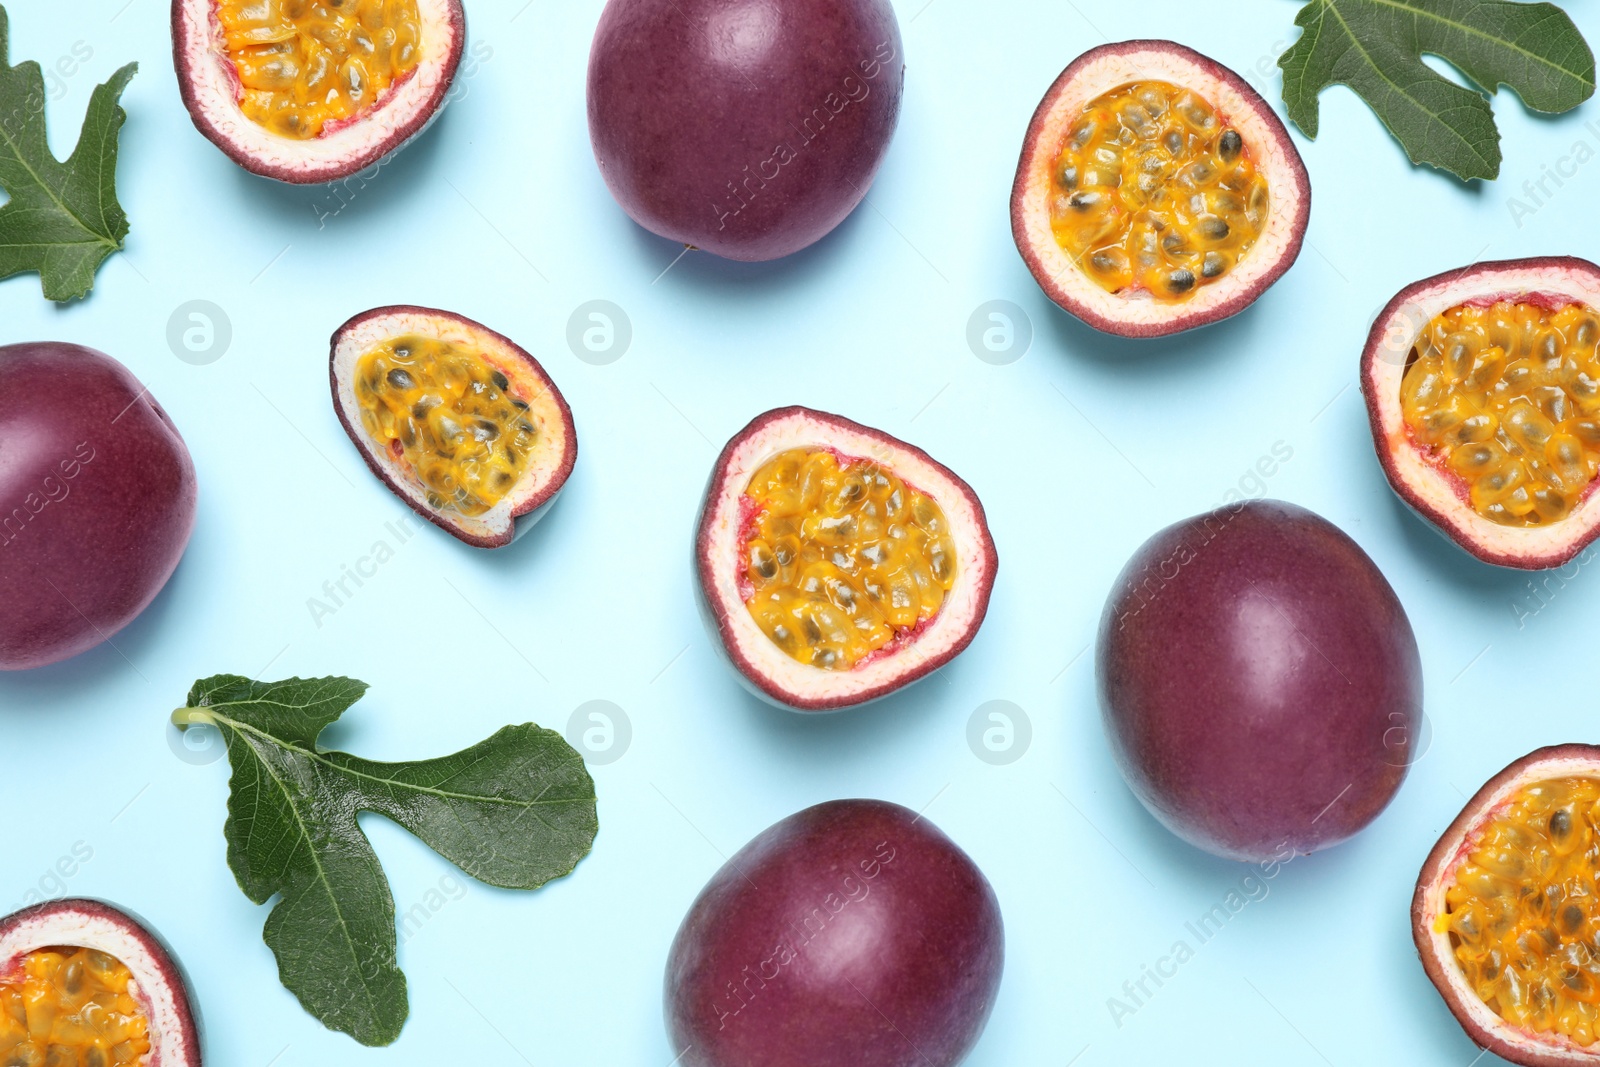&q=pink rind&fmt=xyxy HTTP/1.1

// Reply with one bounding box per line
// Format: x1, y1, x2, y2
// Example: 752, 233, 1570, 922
694, 406, 998, 713
329, 305, 578, 550
1010, 40, 1311, 339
